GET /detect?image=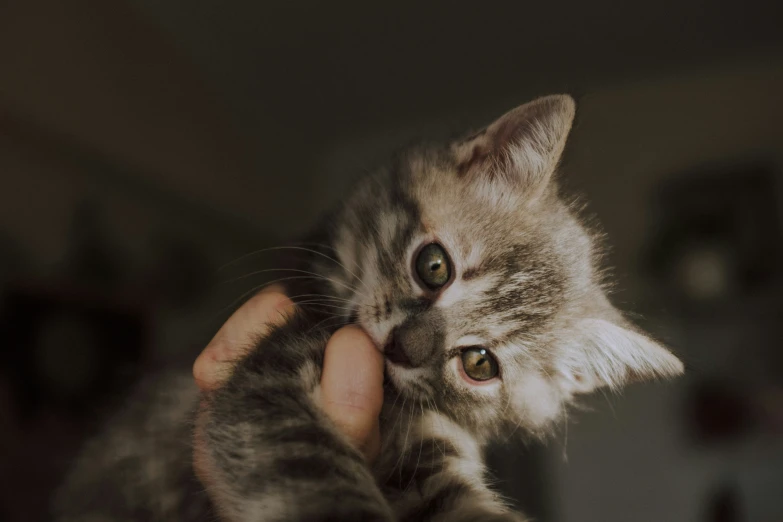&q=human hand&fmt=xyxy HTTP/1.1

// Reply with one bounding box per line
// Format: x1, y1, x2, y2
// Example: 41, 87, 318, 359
192, 286, 384, 489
